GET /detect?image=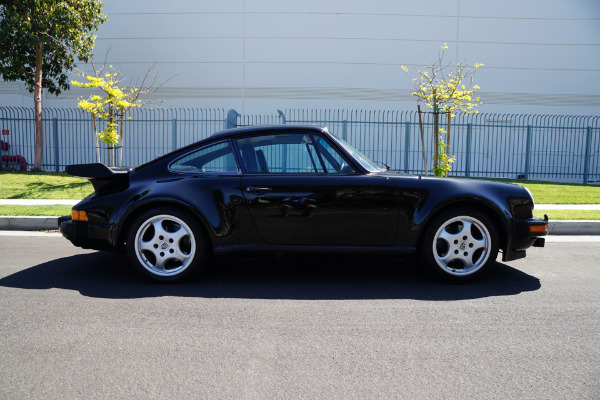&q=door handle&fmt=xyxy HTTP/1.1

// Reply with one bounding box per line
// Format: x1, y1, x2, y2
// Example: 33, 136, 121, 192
245, 186, 272, 194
